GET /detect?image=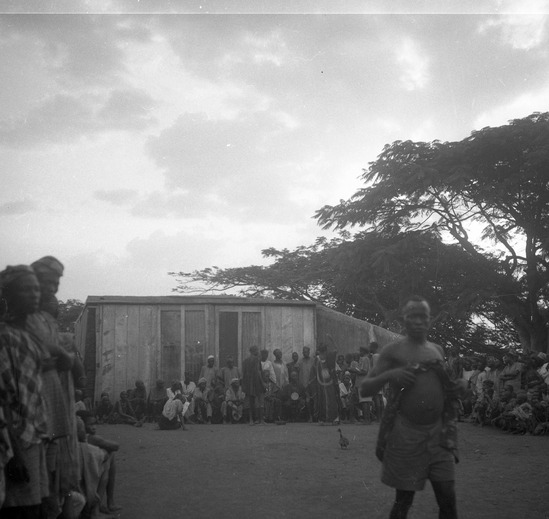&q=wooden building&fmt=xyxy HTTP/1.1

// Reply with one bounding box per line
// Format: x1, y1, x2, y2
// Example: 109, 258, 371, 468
75, 295, 400, 402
